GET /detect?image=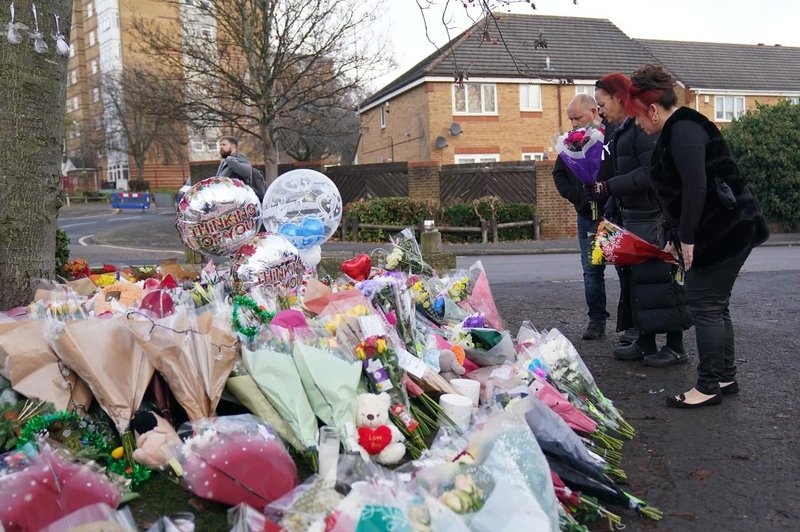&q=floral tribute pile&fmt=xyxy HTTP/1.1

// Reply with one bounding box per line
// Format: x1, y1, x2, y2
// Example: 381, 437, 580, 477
0, 229, 660, 531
